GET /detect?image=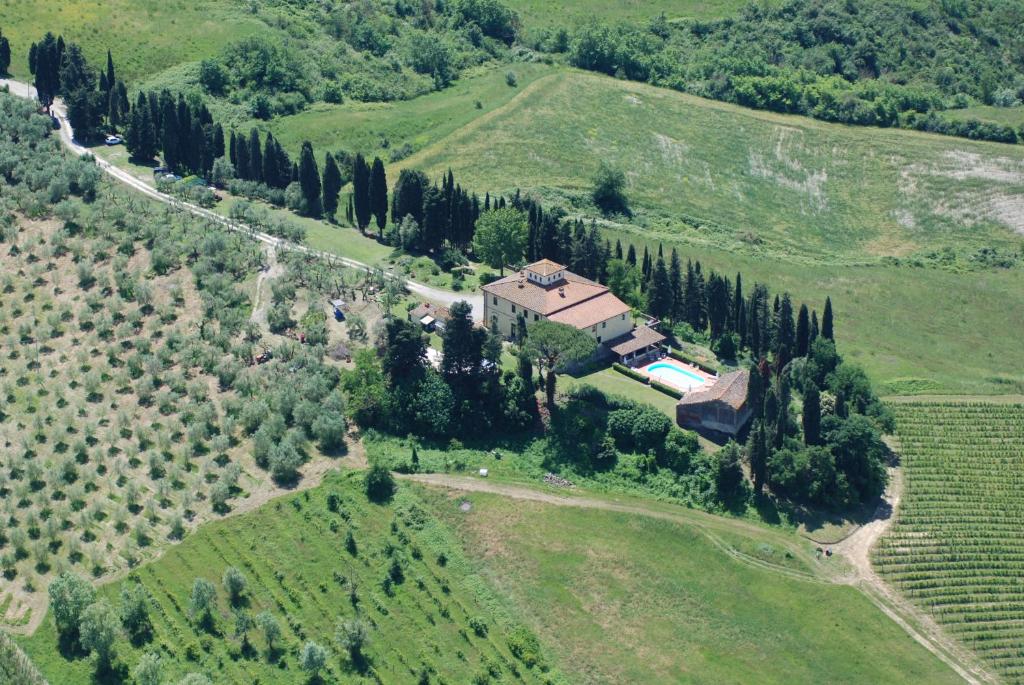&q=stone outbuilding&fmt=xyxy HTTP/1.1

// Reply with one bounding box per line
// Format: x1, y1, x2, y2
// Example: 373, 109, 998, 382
676, 369, 752, 436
